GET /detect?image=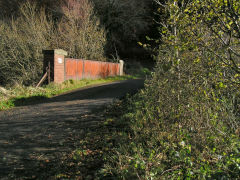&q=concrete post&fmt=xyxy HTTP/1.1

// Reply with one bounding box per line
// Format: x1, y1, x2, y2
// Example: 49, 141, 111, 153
119, 60, 124, 76
43, 49, 68, 84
